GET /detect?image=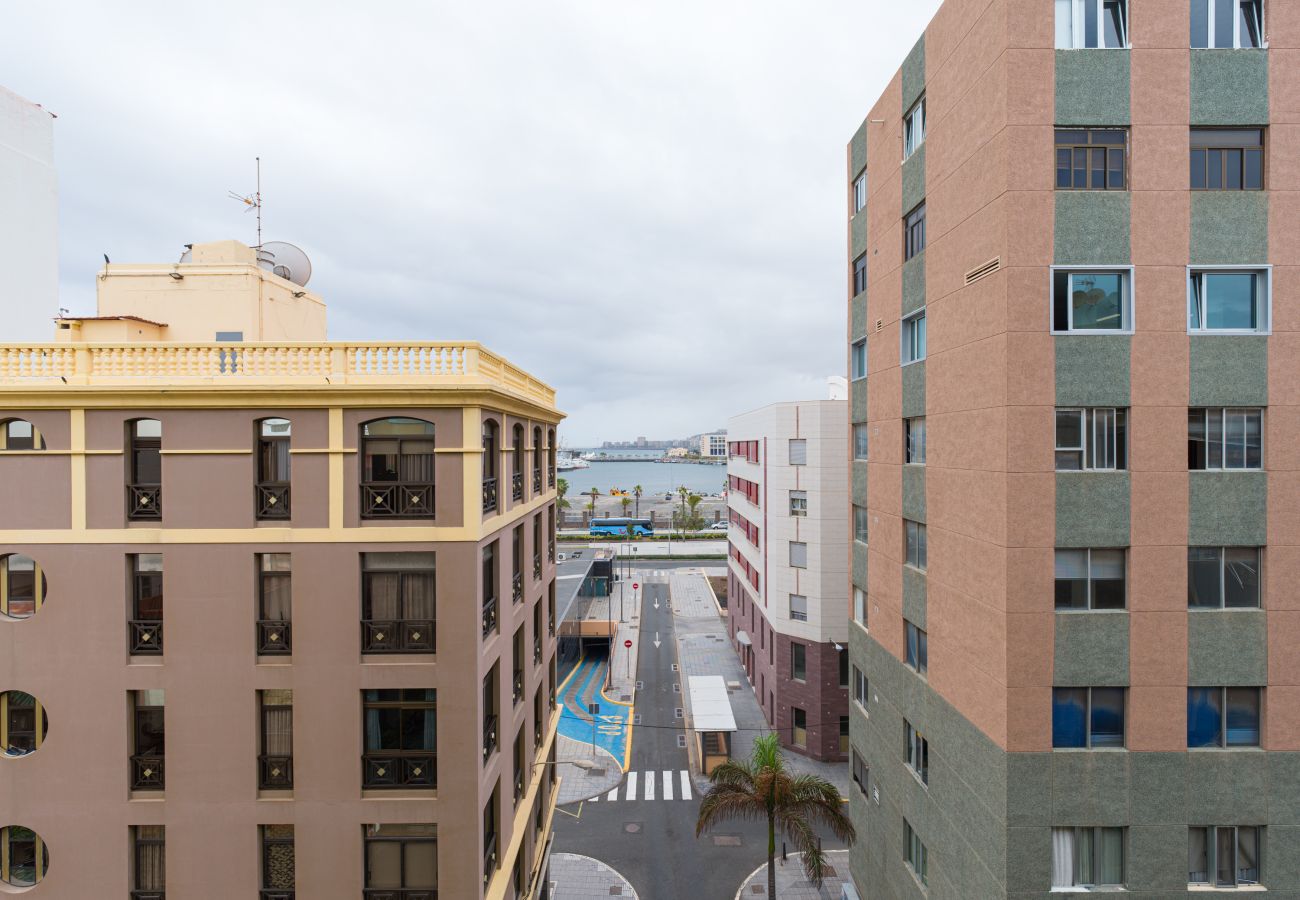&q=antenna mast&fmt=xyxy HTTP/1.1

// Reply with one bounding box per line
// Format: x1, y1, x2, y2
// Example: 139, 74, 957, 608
227, 156, 264, 248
